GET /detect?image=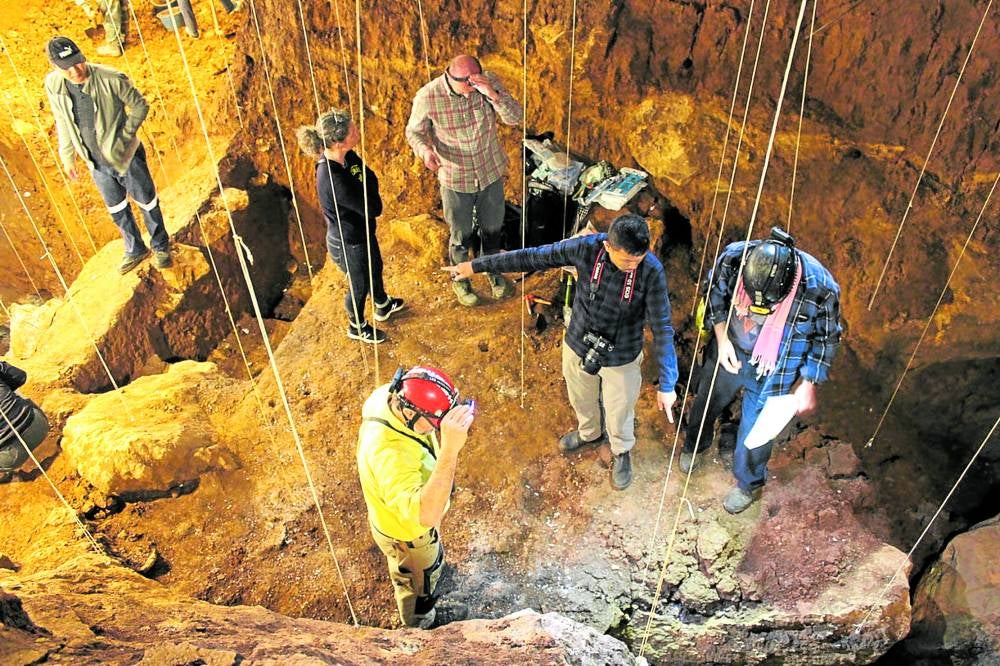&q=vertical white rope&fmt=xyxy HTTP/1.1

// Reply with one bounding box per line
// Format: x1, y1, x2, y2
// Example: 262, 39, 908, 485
166, 17, 358, 625
689, 0, 757, 317
867, 0, 992, 310
866, 172, 999, 448
520, 0, 529, 407
246, 0, 315, 282
330, 0, 356, 116
0, 406, 108, 557
0, 216, 43, 299
355, 0, 381, 382
415, 0, 432, 82
225, 64, 247, 131
854, 413, 999, 633
639, 0, 810, 656
0, 154, 134, 421
294, 0, 372, 377
786, 0, 817, 232
0, 97, 87, 268
559, 0, 577, 238
0, 35, 99, 255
